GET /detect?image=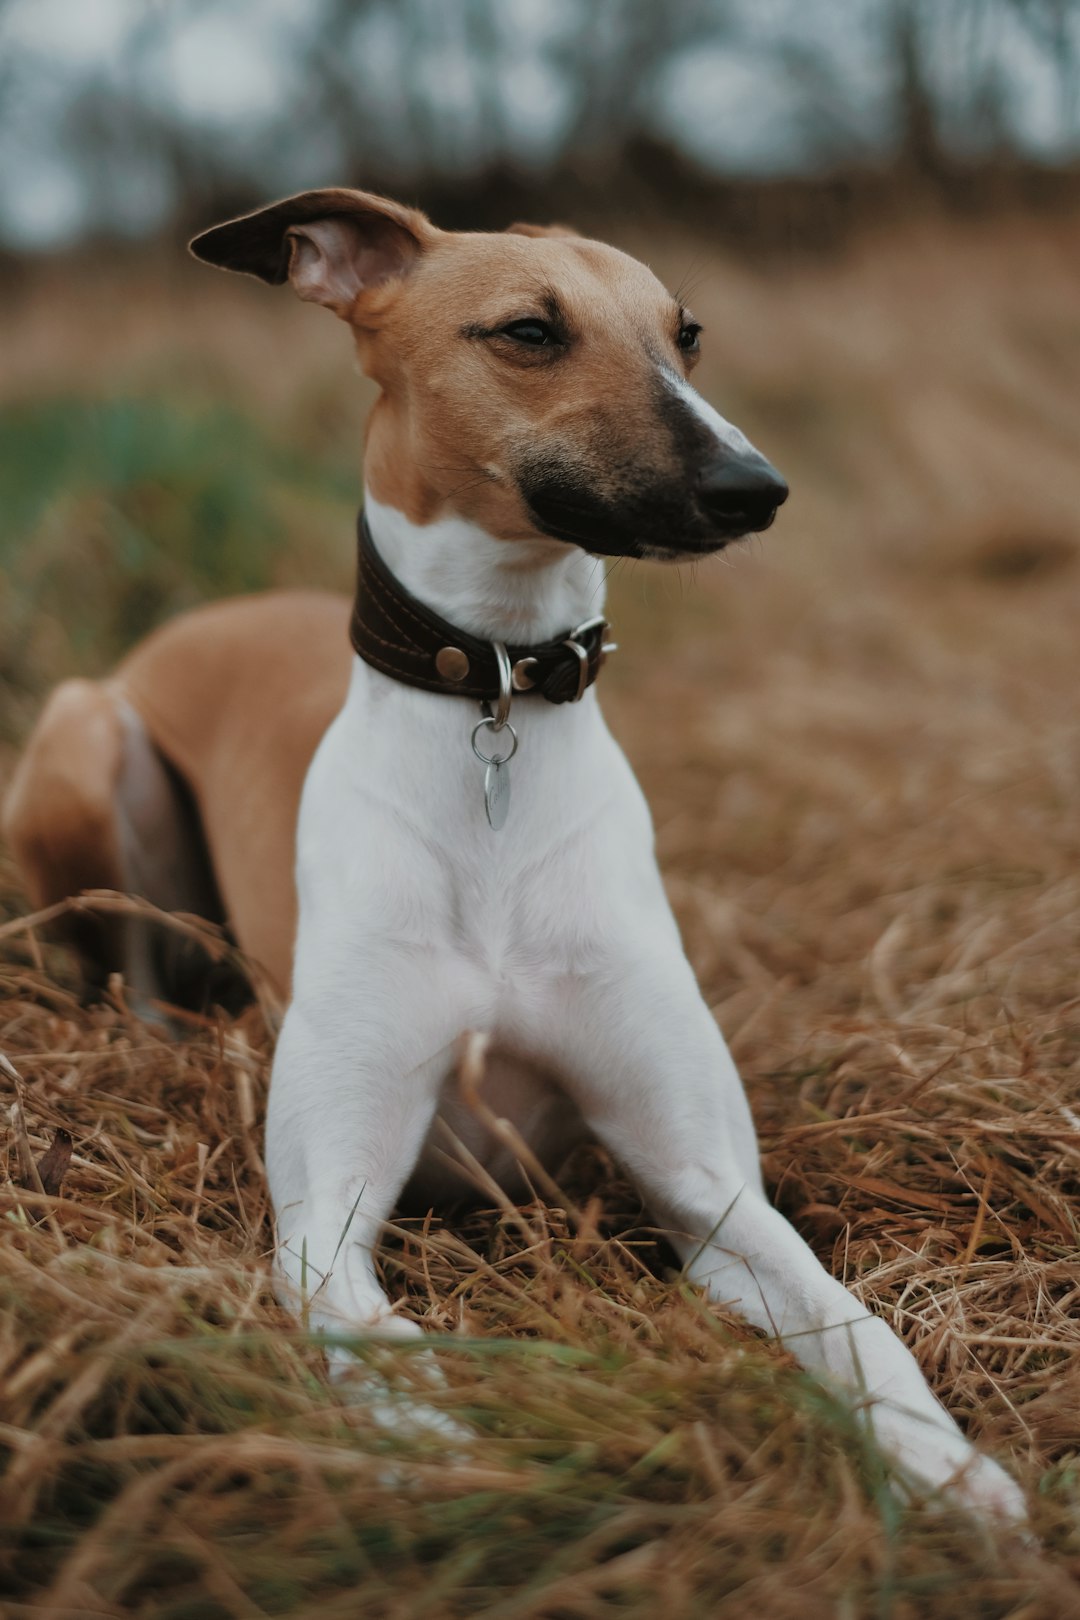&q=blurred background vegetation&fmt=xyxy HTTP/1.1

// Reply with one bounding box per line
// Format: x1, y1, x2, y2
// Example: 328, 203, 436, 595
4, 0, 1080, 245
2, 0, 1079, 750
0, 0, 1079, 737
